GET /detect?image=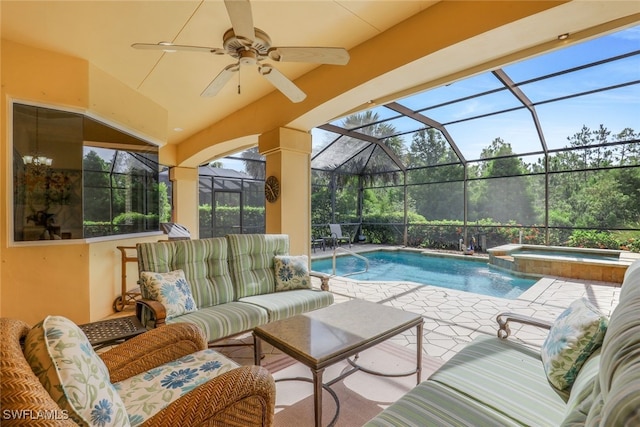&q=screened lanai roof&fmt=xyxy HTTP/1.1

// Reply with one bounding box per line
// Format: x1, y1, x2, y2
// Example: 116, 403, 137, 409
311, 25, 640, 175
